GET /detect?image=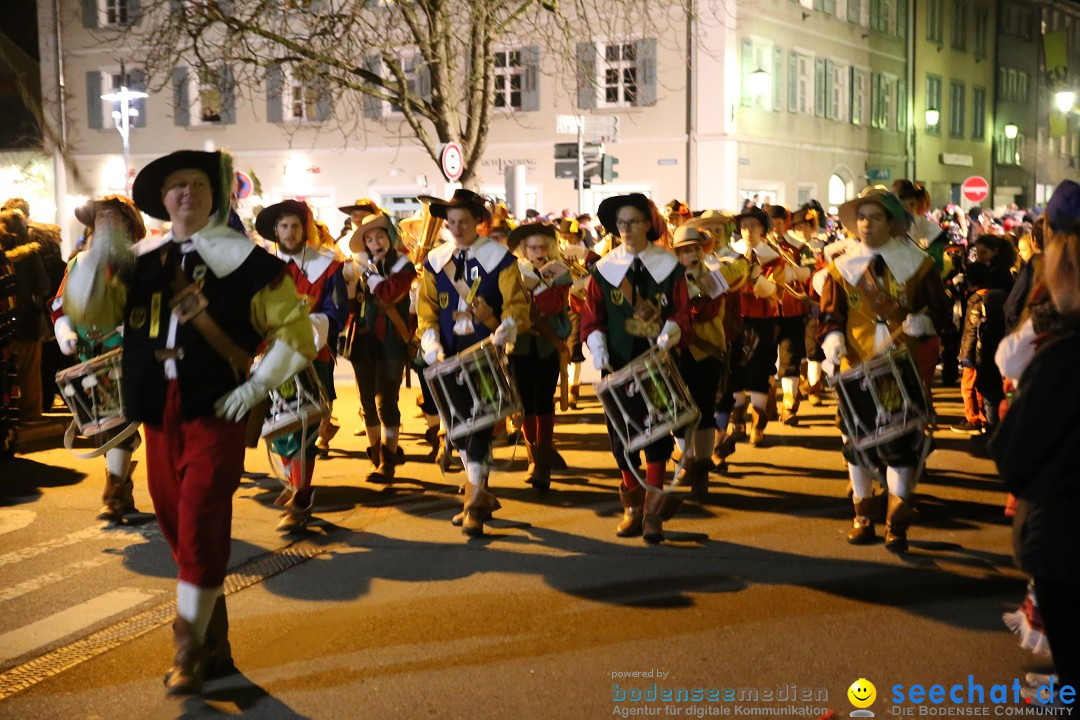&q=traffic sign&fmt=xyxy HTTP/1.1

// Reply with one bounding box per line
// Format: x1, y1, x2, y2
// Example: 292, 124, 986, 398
440, 142, 464, 182
556, 114, 582, 135
961, 176, 990, 204
235, 171, 253, 200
